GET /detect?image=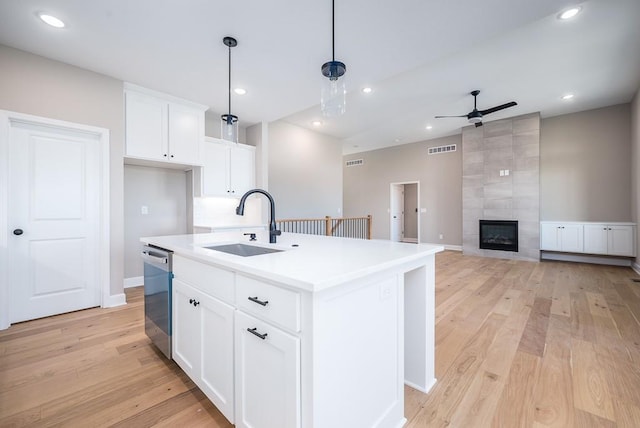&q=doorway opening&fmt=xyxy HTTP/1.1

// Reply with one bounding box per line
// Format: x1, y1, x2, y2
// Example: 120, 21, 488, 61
390, 181, 420, 243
